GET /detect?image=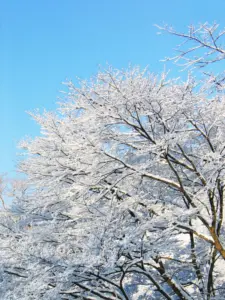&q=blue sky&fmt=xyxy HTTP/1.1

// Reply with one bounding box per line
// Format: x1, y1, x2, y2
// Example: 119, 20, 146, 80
1, 0, 225, 177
